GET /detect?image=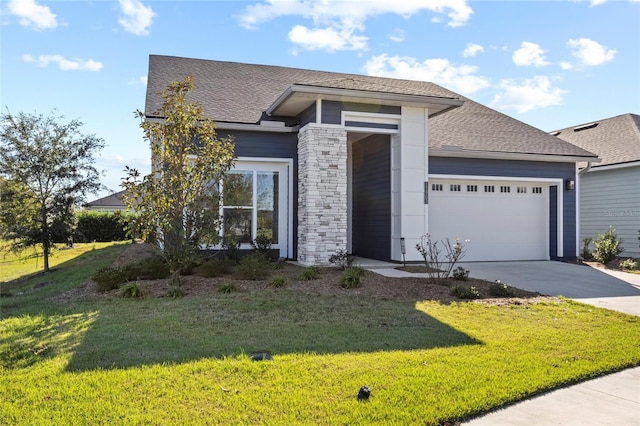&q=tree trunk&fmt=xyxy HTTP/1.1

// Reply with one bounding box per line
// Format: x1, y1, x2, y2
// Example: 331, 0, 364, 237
43, 242, 50, 273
